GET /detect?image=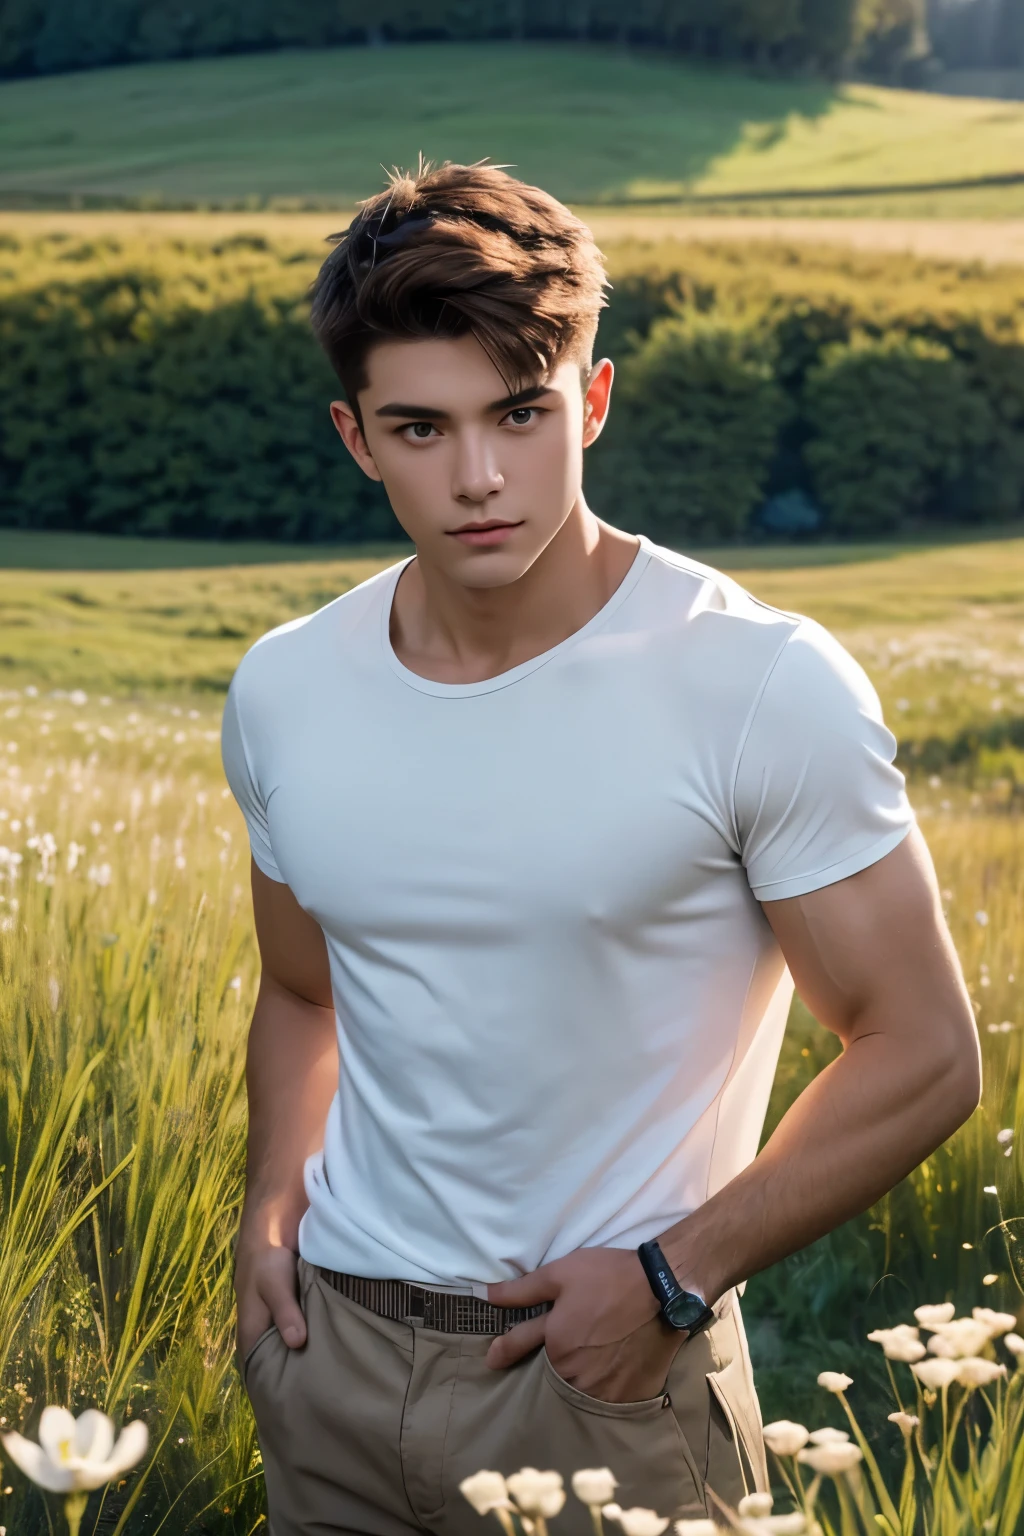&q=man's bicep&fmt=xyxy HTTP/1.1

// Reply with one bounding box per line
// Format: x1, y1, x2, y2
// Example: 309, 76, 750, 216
250, 857, 334, 1011
759, 825, 974, 1055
